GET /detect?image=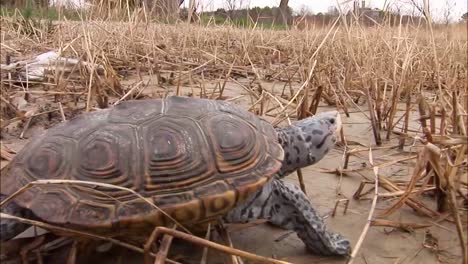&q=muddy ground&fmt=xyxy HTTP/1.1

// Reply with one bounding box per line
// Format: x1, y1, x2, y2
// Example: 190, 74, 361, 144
0, 76, 465, 264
